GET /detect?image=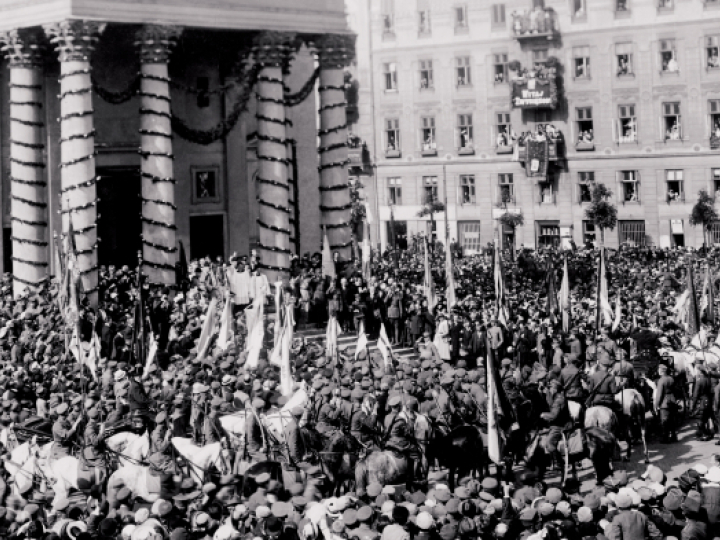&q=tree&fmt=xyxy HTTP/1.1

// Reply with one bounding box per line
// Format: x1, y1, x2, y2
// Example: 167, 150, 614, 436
584, 183, 618, 246
690, 189, 719, 251
417, 193, 445, 253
